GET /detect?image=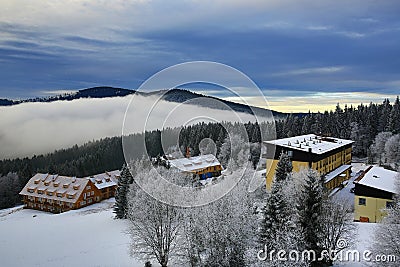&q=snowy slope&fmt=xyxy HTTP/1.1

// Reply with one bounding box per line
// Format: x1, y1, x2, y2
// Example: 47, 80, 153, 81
0, 199, 143, 267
